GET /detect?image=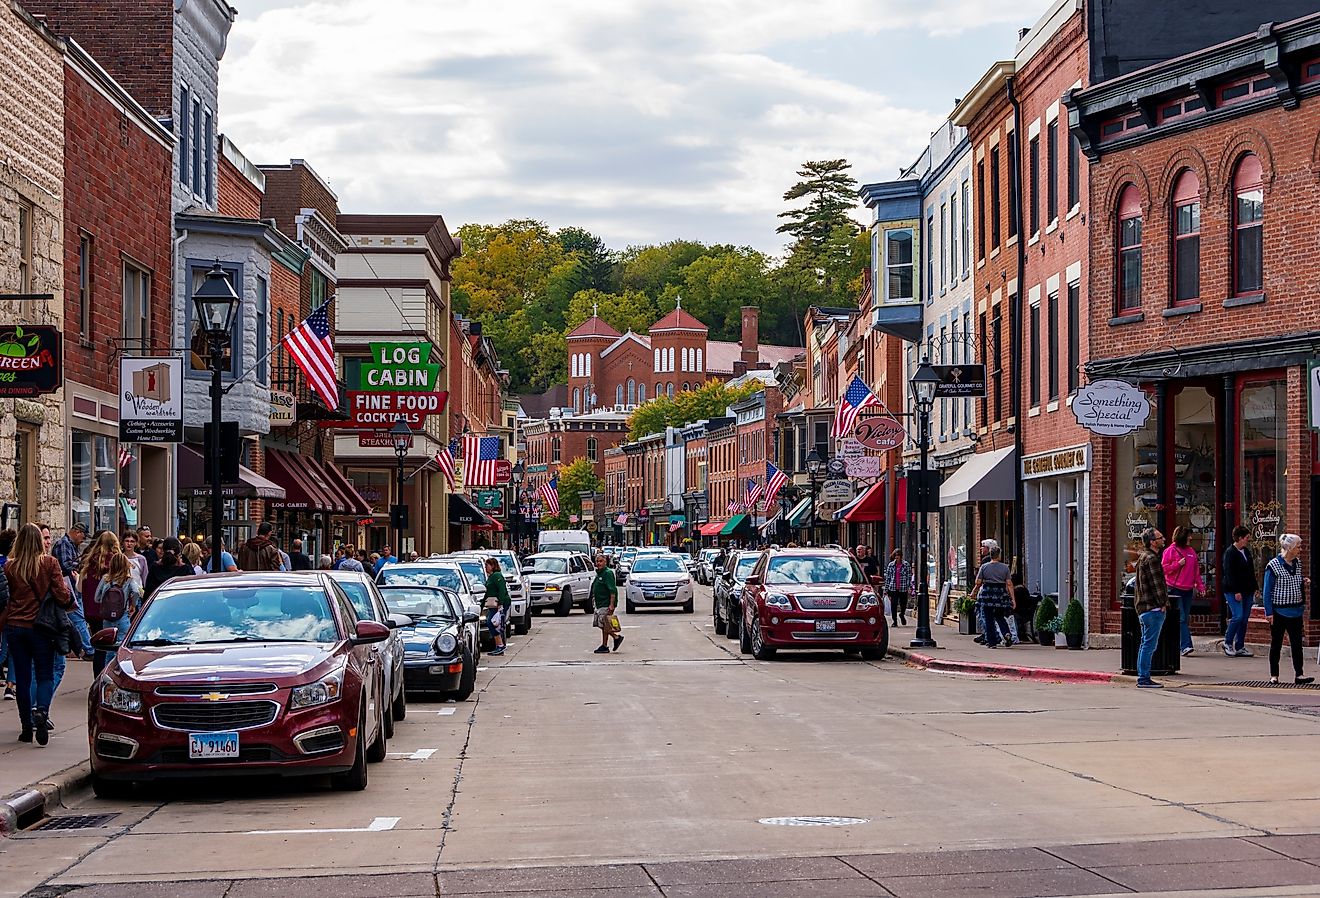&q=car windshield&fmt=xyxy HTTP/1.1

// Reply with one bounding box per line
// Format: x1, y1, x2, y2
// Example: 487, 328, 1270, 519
379, 566, 465, 592
530, 557, 567, 574
621, 549, 637, 560
733, 556, 759, 579
380, 587, 458, 622
335, 580, 379, 622
765, 555, 864, 585
632, 555, 684, 573
483, 554, 519, 578
130, 586, 338, 645
453, 559, 488, 586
